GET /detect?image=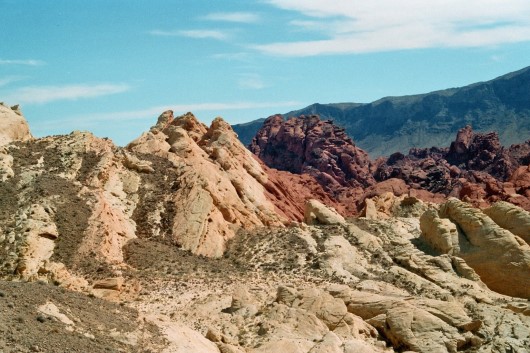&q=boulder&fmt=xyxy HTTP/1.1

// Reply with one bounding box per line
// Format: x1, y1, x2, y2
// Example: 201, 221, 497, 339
304, 199, 345, 225
0, 103, 32, 146
93, 277, 124, 290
